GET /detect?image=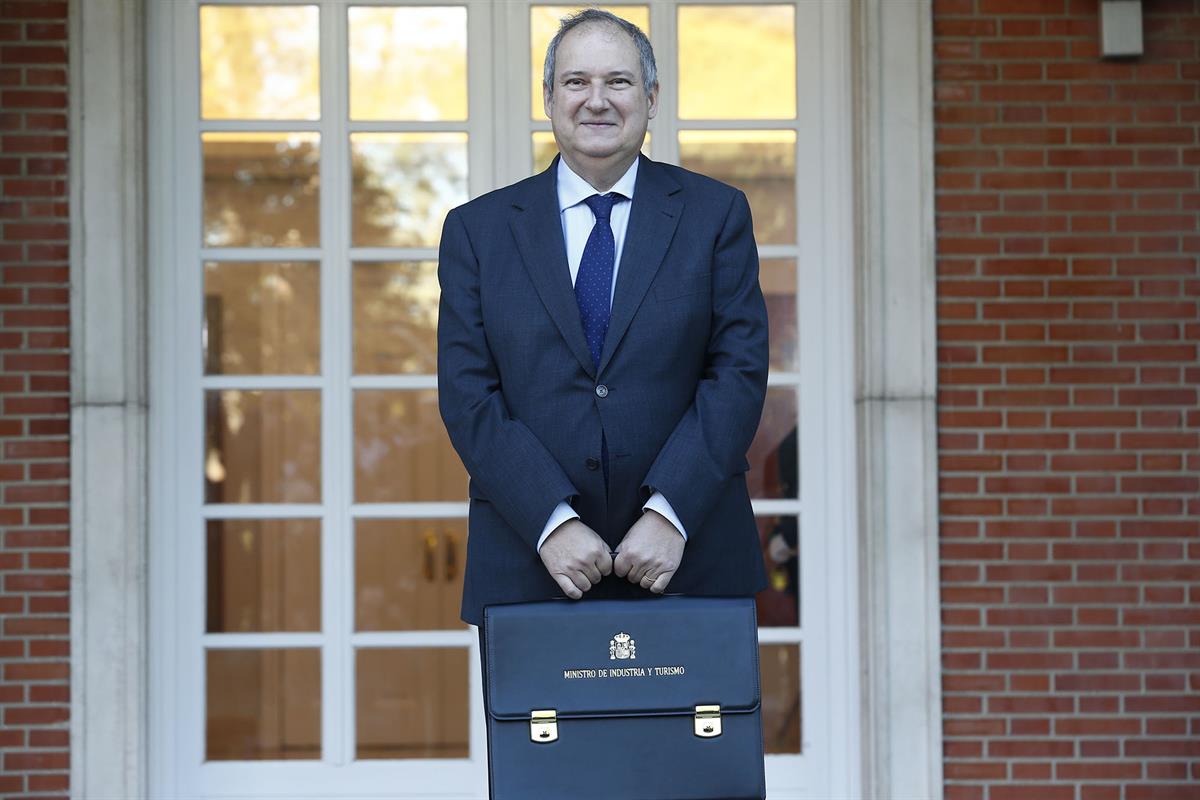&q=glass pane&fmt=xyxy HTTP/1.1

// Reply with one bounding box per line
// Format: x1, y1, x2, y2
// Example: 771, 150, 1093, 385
354, 390, 468, 503
761, 258, 797, 371
203, 132, 320, 248
203, 261, 320, 375
530, 5, 651, 120
678, 130, 796, 245
678, 5, 796, 120
760, 643, 802, 753
200, 5, 320, 121
348, 6, 468, 121
206, 648, 320, 760
532, 131, 650, 175
206, 519, 320, 633
747, 386, 797, 499
350, 133, 468, 248
356, 648, 470, 759
355, 520, 467, 631
205, 390, 321, 504
352, 261, 439, 375
756, 516, 799, 627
